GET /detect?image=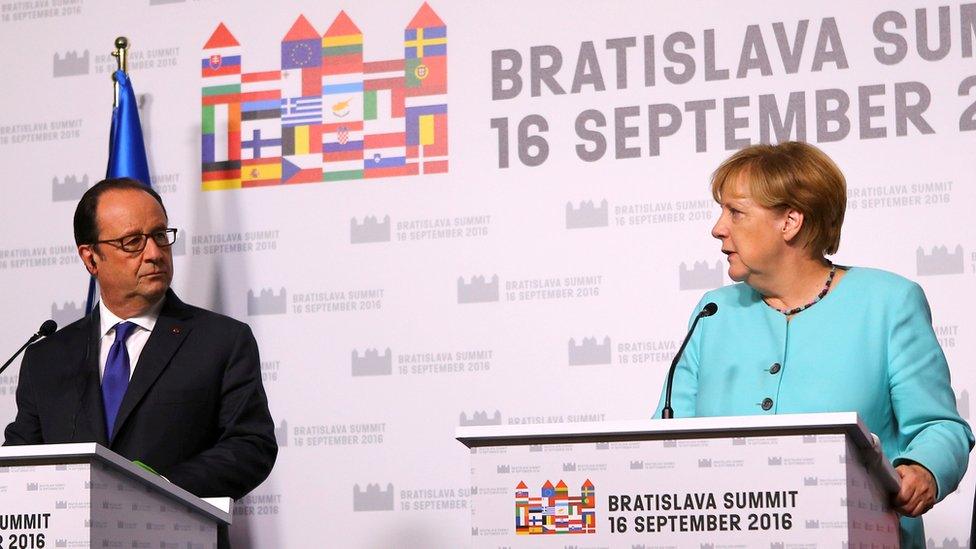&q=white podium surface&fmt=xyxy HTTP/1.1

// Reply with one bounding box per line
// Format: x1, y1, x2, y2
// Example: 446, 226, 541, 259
458, 413, 901, 548
0, 443, 231, 549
